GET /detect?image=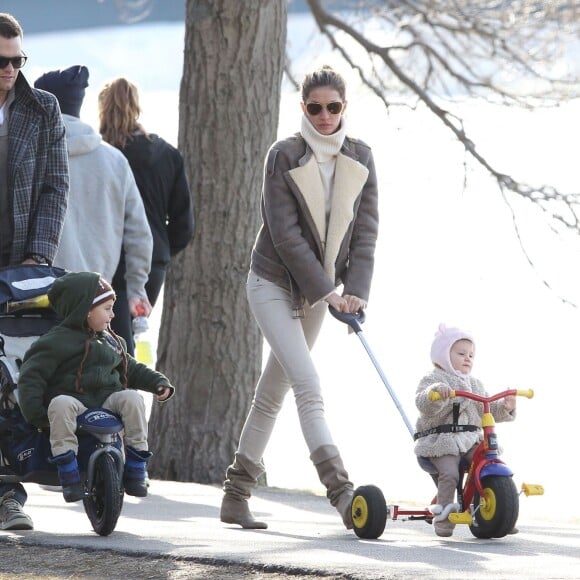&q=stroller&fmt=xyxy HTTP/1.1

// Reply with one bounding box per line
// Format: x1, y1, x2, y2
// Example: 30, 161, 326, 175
0, 265, 126, 536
